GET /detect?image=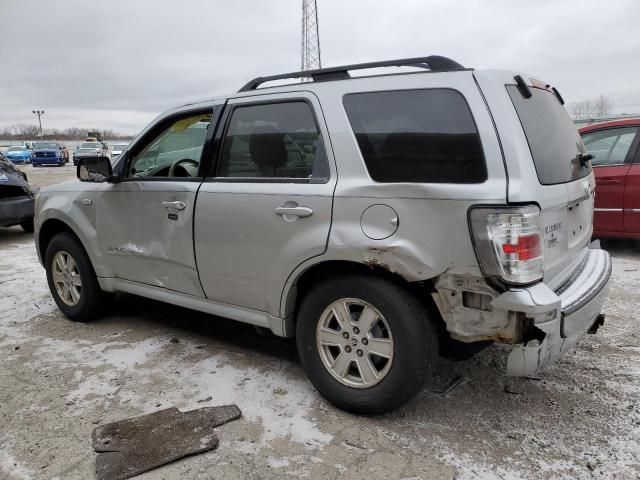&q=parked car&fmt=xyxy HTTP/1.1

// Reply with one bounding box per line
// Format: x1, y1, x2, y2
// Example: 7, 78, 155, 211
73, 141, 109, 166
579, 119, 640, 239
34, 56, 611, 414
4, 146, 32, 164
0, 153, 37, 231
31, 142, 66, 167
110, 143, 128, 158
